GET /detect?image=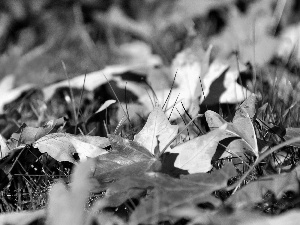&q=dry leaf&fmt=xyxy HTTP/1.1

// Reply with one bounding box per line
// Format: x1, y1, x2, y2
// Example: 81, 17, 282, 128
167, 124, 227, 173
134, 106, 178, 155
34, 133, 108, 163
